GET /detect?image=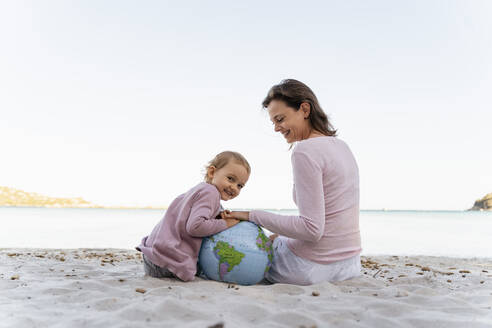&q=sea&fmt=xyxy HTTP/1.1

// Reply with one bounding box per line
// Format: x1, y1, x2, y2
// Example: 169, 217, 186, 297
1, 207, 491, 258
